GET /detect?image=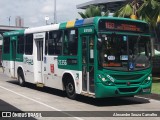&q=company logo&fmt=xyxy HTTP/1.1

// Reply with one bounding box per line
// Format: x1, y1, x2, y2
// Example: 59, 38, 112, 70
23, 57, 33, 65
